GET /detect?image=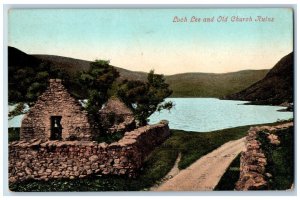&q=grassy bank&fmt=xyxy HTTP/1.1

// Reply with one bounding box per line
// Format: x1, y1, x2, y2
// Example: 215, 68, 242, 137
214, 154, 241, 190
9, 121, 289, 191
257, 126, 294, 190
215, 121, 294, 191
